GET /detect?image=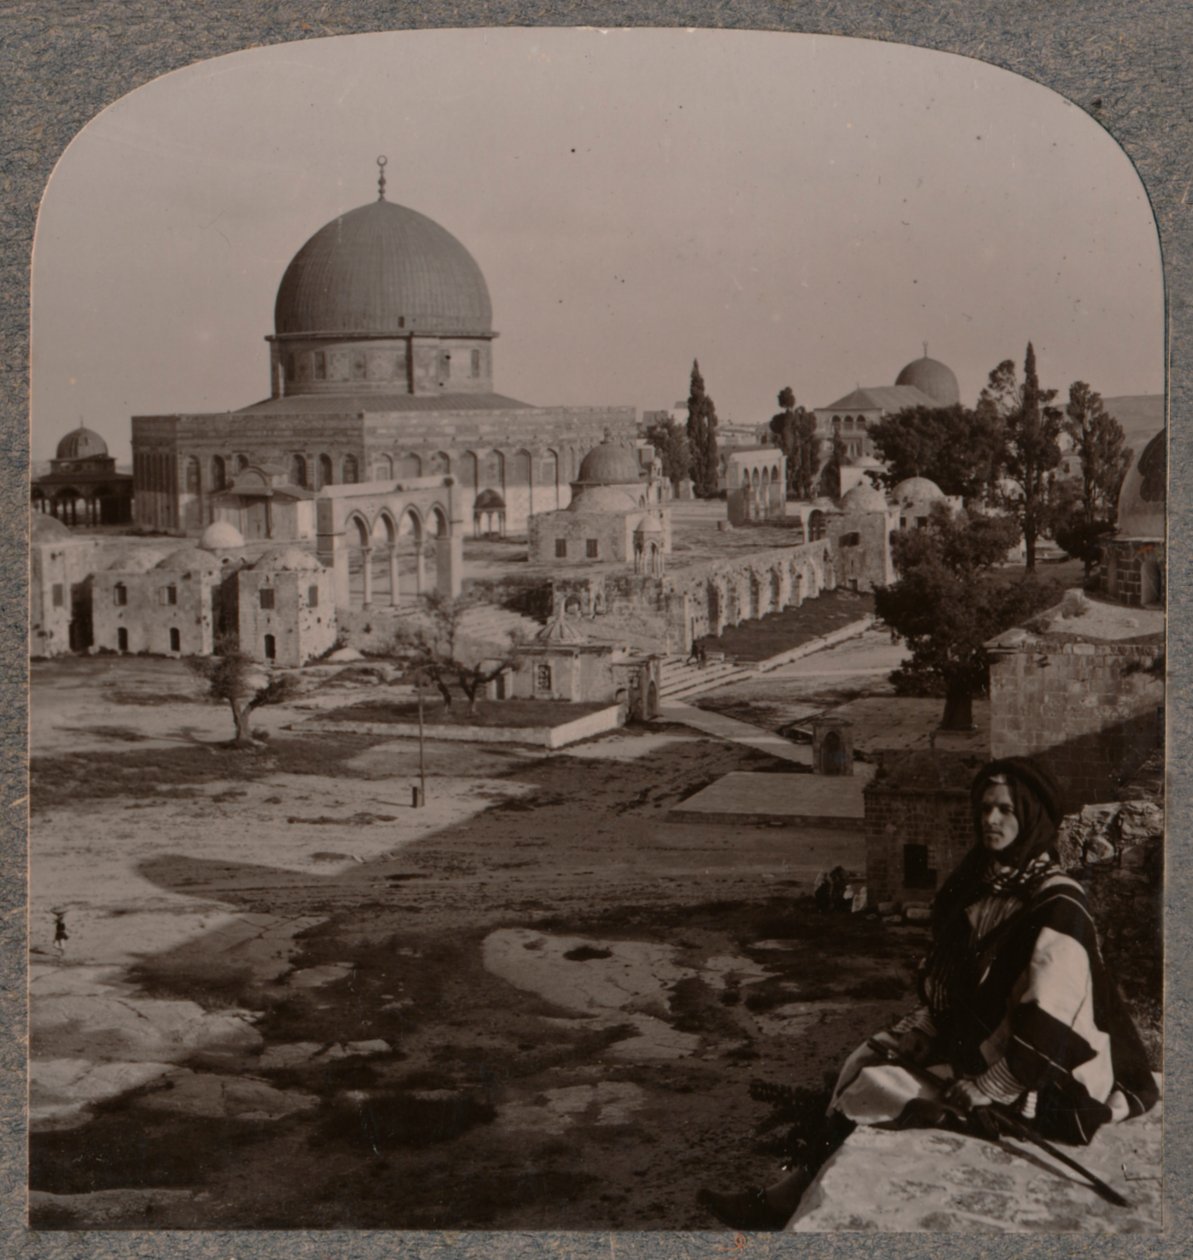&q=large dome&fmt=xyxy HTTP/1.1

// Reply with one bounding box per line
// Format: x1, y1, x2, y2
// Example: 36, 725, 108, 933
575, 437, 644, 487
56, 425, 108, 461
274, 199, 493, 338
894, 356, 960, 407
1116, 429, 1165, 539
